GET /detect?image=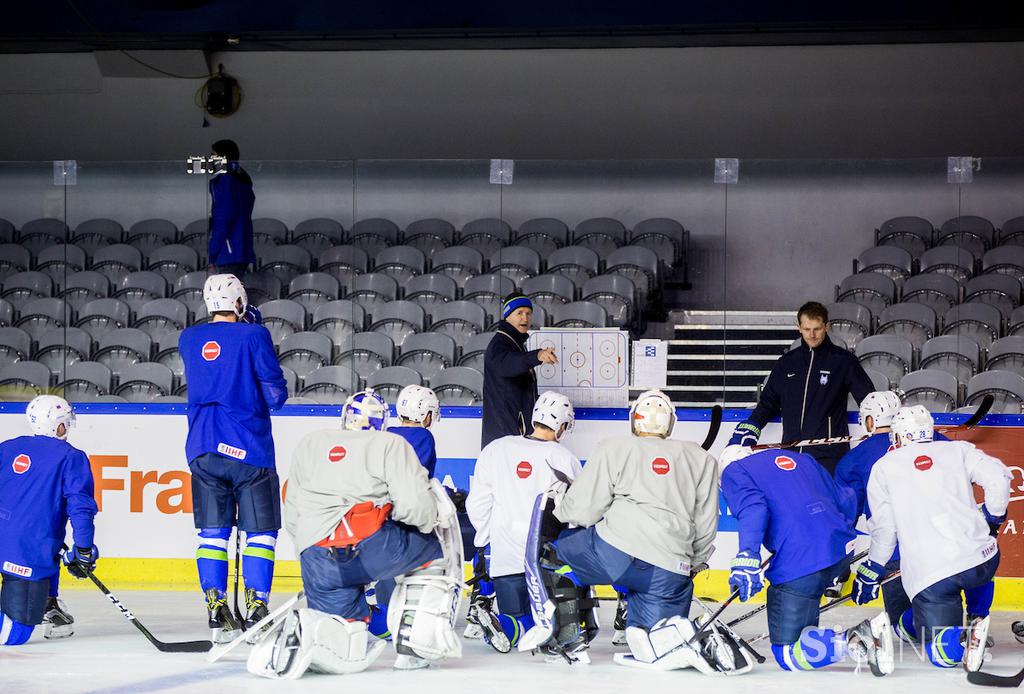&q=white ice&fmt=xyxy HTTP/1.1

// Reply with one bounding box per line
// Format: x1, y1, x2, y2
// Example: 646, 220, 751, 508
3, 591, 1021, 694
